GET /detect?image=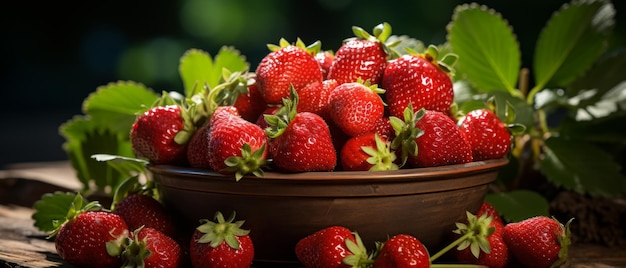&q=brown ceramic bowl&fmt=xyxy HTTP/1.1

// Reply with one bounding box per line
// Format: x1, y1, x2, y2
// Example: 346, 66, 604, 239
150, 158, 508, 265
